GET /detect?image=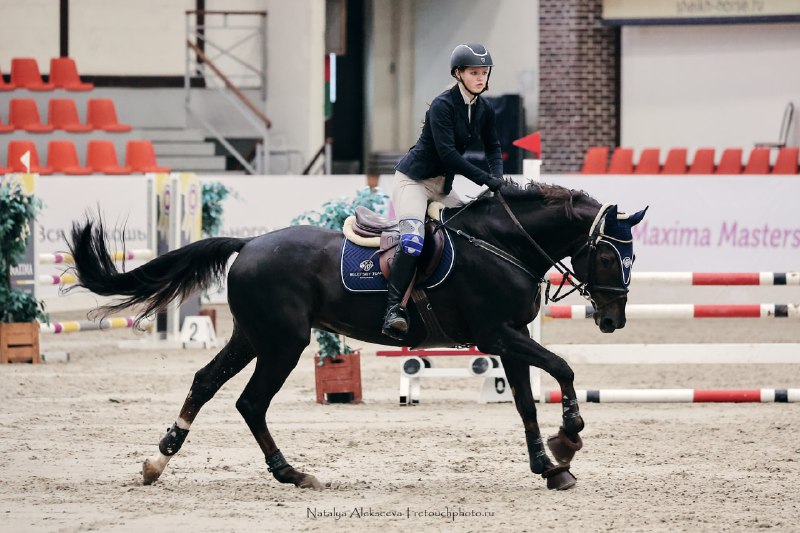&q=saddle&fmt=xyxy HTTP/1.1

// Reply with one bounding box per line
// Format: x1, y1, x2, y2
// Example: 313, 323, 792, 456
343, 203, 446, 286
